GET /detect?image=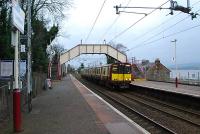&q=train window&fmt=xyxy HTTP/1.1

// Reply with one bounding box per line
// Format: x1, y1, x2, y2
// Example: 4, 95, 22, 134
112, 67, 118, 73
124, 65, 131, 74
116, 64, 131, 74
118, 65, 124, 74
